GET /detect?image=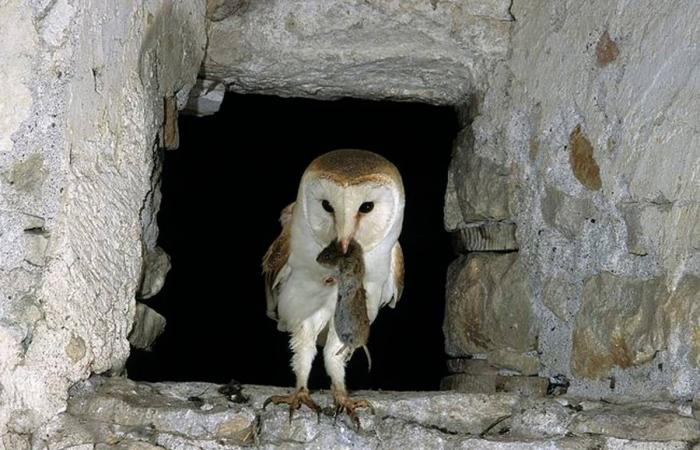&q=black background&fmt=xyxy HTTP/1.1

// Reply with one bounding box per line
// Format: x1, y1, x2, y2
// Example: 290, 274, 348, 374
126, 93, 459, 391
